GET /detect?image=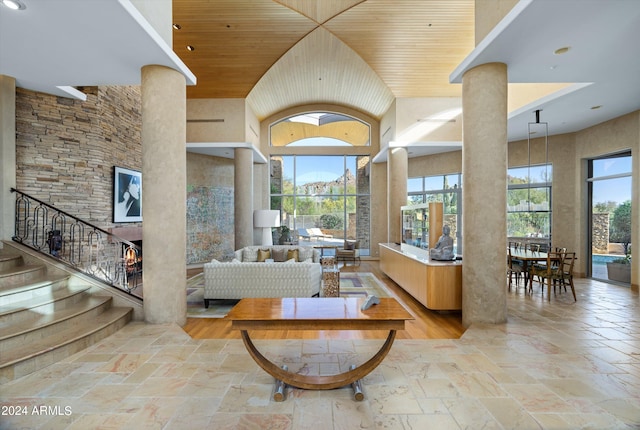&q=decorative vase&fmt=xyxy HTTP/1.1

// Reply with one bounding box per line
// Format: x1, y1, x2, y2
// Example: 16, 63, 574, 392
278, 231, 291, 244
